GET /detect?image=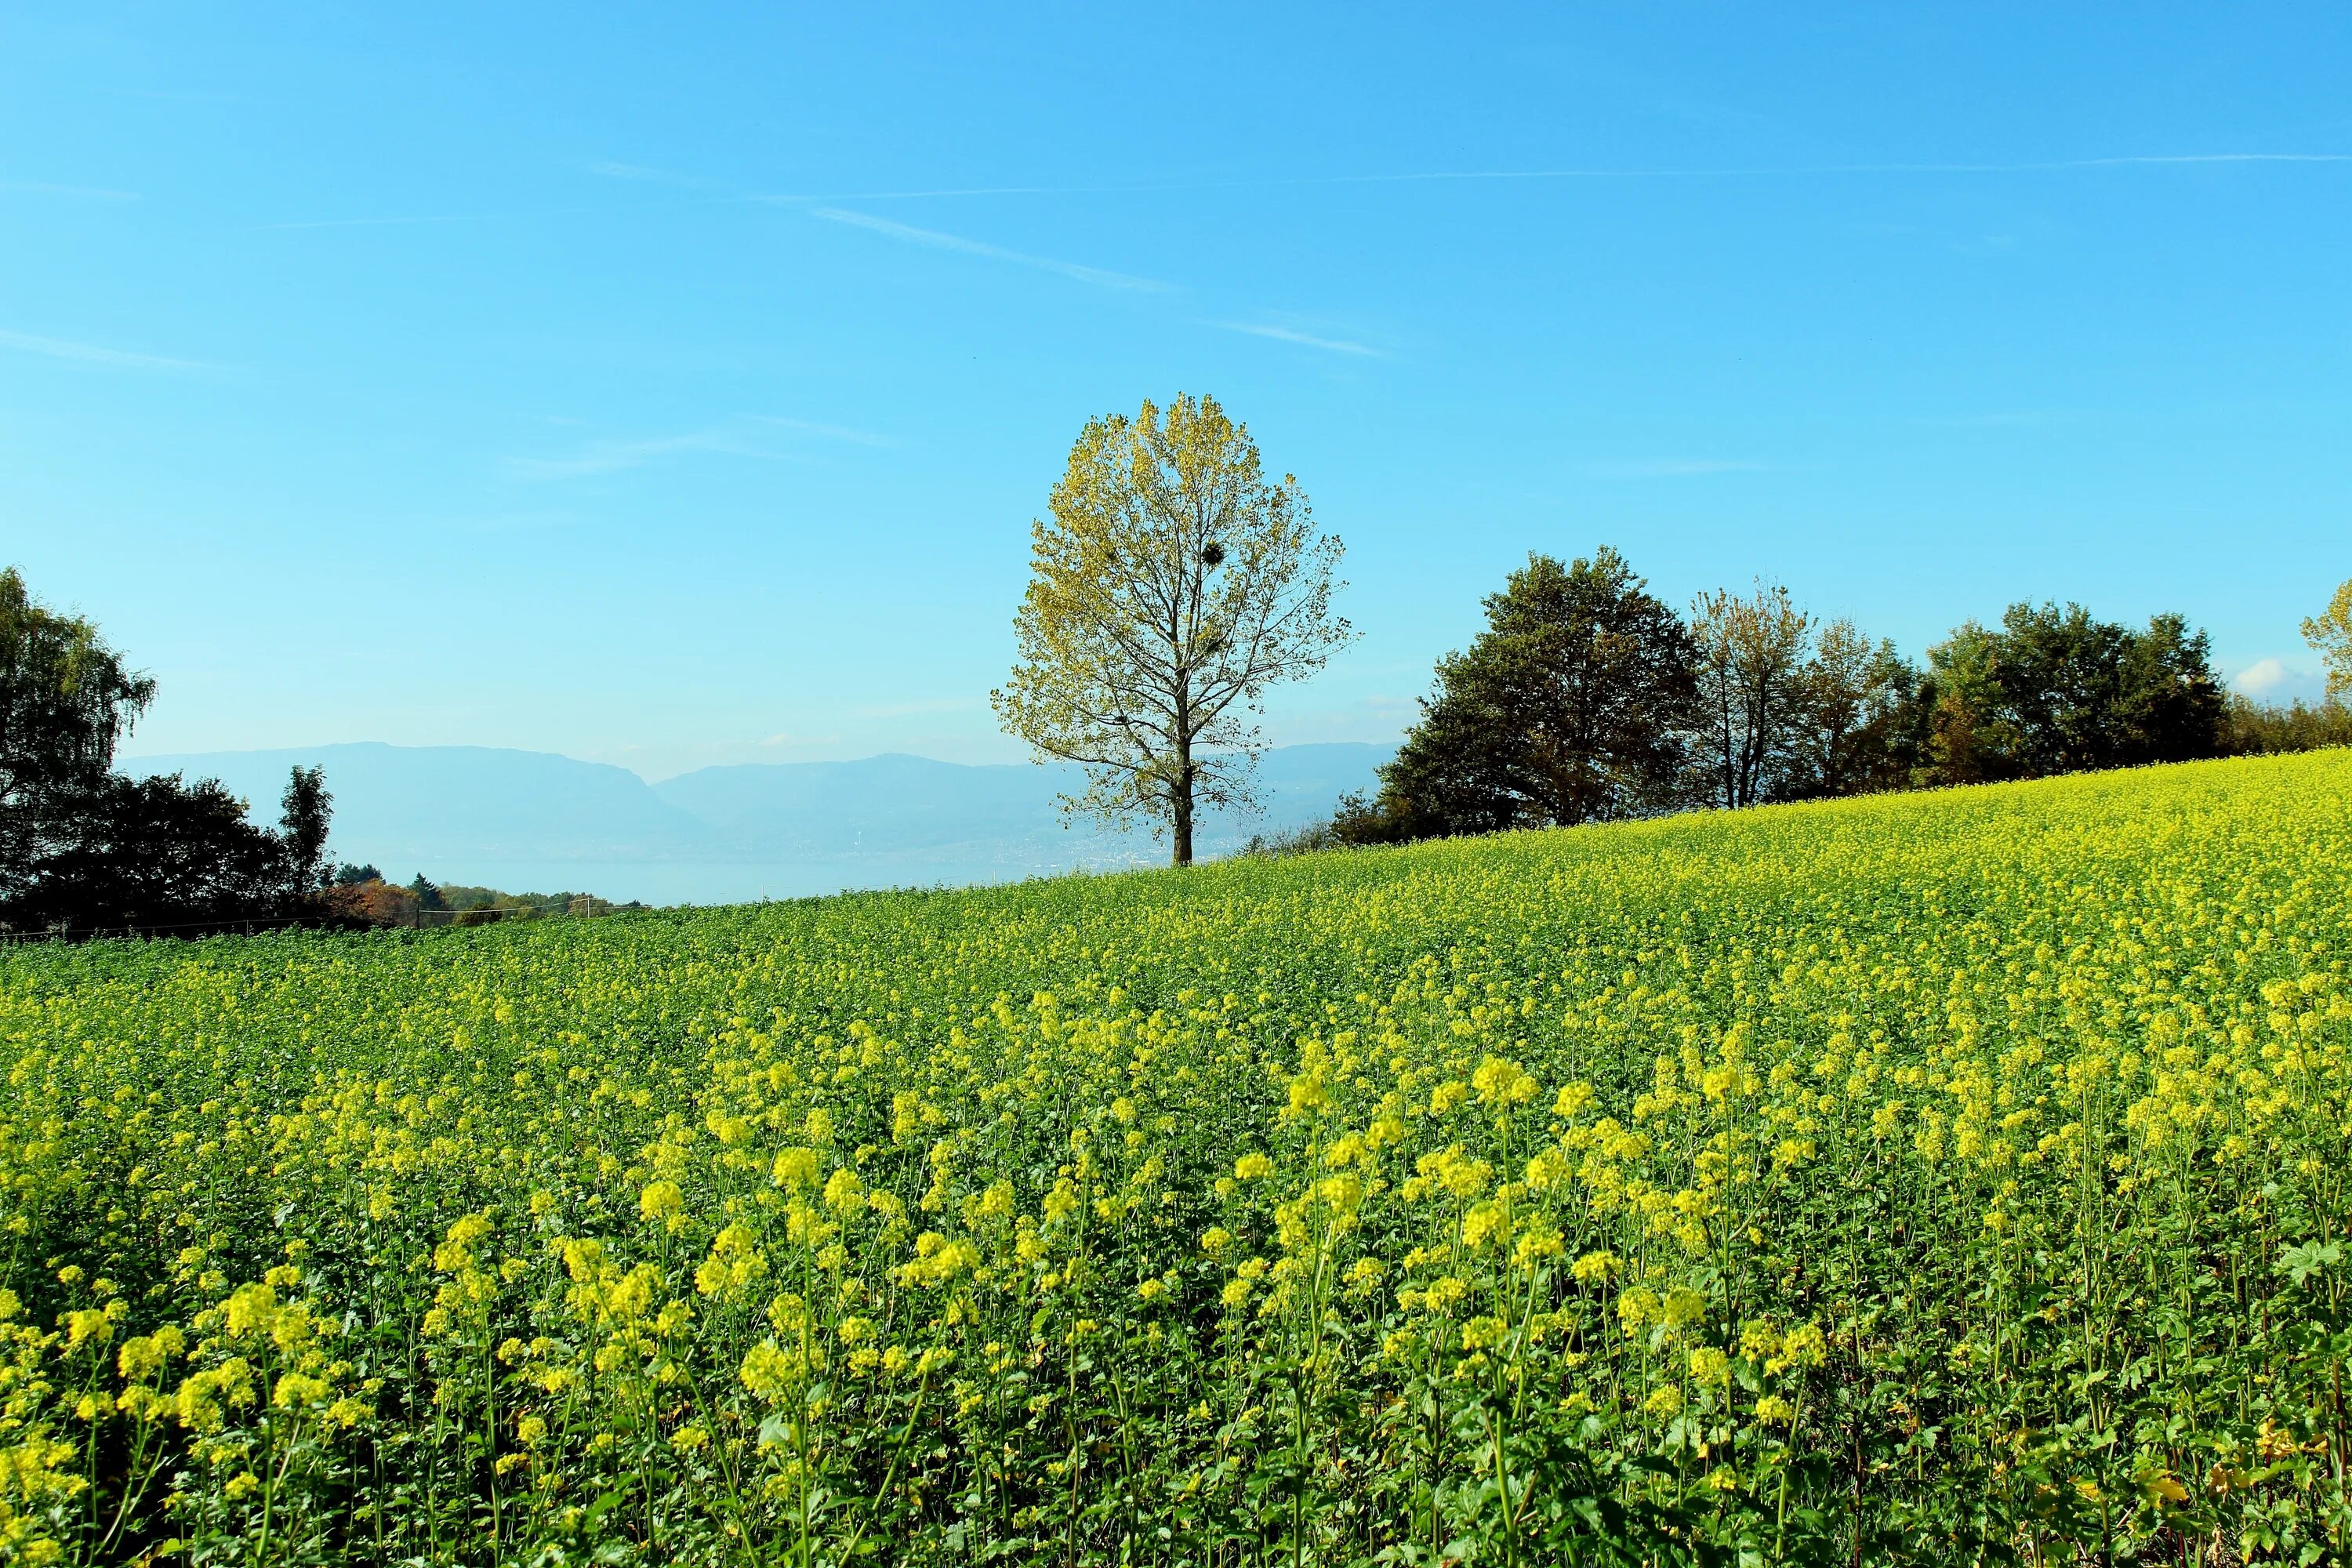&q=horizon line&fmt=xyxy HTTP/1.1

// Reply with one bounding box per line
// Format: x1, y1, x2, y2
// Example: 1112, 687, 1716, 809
115, 735, 1398, 786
